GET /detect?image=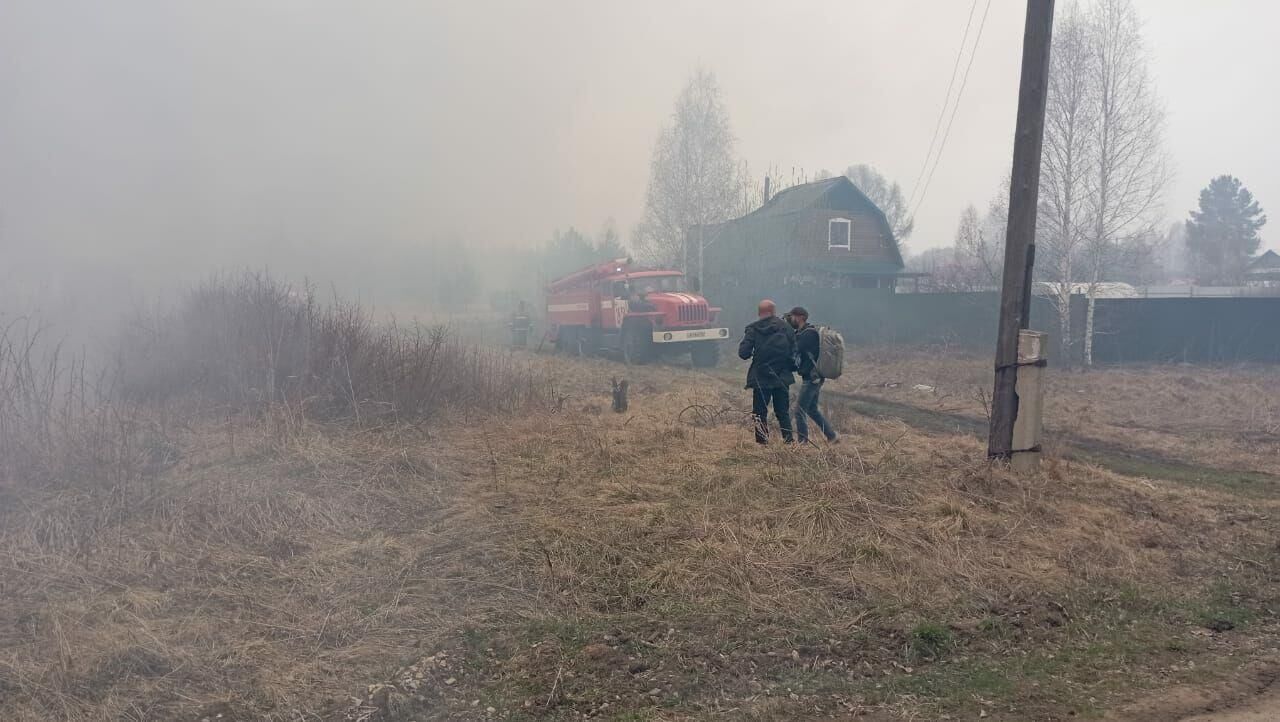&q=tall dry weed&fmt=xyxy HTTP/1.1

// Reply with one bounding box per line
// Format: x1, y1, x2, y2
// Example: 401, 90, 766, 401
117, 272, 555, 424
